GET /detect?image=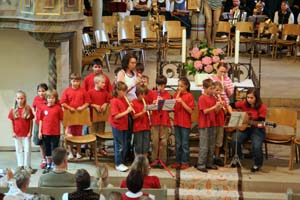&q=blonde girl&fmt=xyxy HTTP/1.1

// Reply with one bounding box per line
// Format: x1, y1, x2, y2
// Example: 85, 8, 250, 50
8, 90, 34, 172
